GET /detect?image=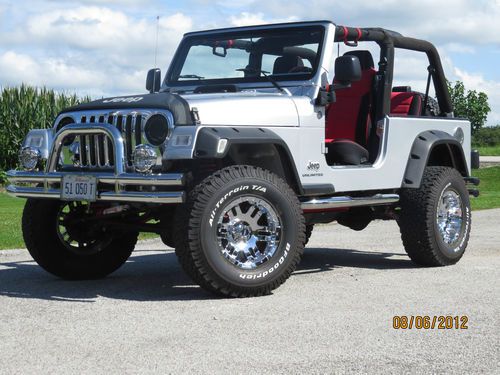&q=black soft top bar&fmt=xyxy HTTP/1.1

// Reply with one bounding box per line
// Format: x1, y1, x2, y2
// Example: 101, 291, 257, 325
335, 26, 453, 116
